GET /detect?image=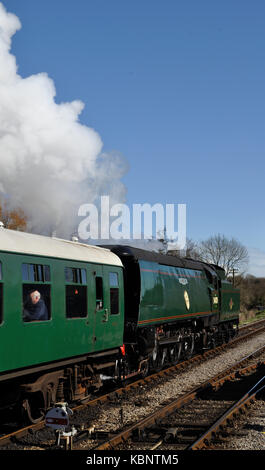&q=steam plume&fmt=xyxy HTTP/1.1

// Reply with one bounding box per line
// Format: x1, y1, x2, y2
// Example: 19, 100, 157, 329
0, 2, 128, 237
